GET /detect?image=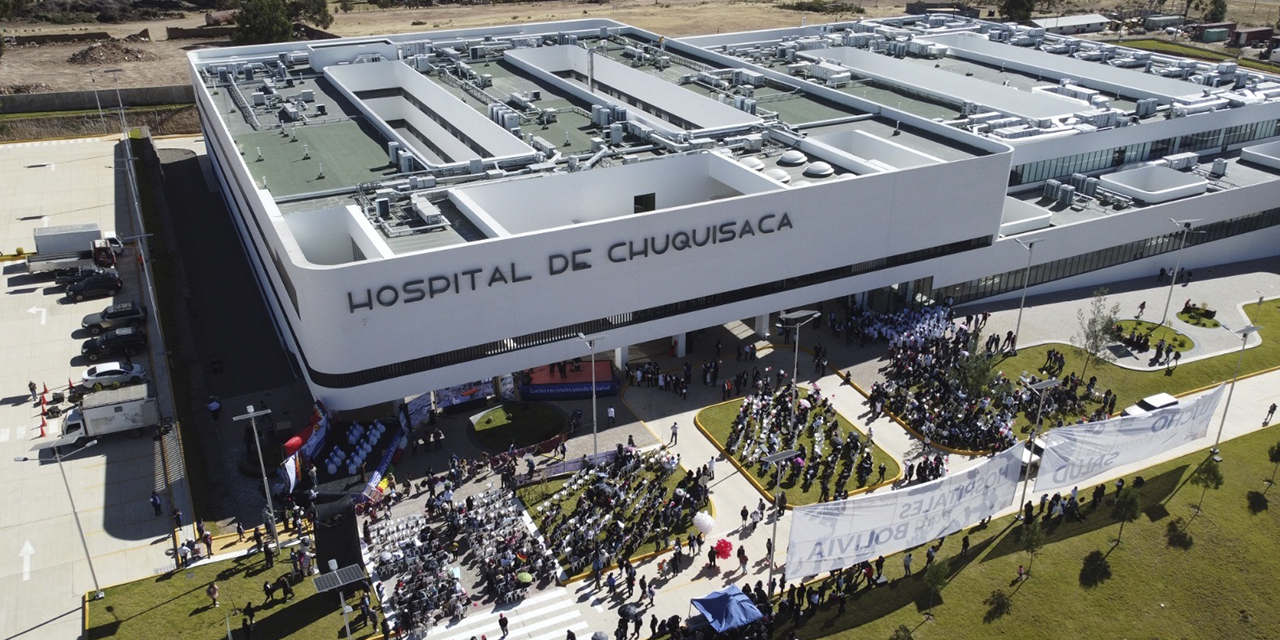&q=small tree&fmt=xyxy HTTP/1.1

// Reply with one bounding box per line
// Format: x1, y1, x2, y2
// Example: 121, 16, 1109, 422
1073, 287, 1121, 380
289, 0, 333, 28
955, 349, 996, 400
1202, 0, 1227, 21
923, 557, 949, 615
998, 0, 1034, 21
1267, 441, 1280, 486
1023, 519, 1046, 578
1189, 458, 1224, 514
1110, 486, 1141, 545
234, 0, 293, 44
